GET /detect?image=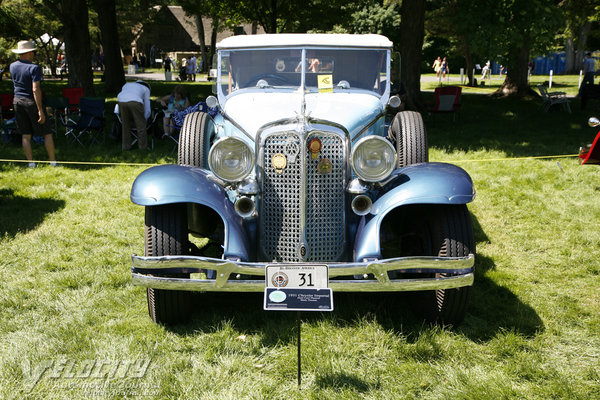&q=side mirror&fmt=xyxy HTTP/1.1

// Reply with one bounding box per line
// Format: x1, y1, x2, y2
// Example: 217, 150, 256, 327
588, 117, 600, 128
